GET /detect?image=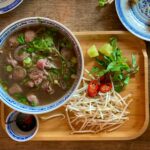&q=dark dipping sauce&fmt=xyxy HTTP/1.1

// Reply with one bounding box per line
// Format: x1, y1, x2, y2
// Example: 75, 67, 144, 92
16, 113, 37, 132
0, 25, 77, 106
